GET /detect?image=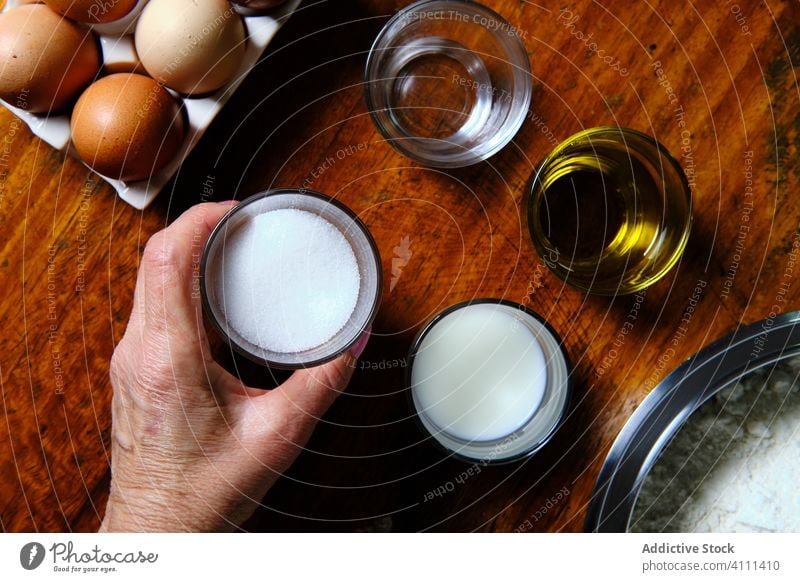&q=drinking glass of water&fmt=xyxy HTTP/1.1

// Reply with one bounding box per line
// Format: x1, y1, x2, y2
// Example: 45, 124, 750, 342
365, 0, 532, 167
